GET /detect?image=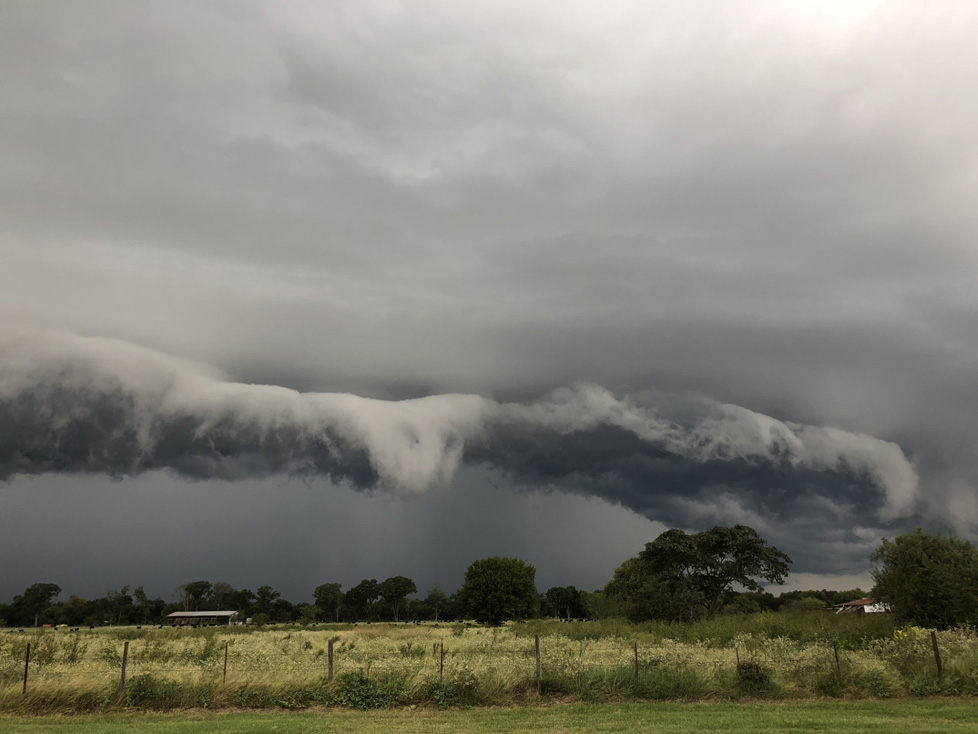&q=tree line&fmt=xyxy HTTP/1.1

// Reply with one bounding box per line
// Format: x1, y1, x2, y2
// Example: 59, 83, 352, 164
2, 525, 971, 629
